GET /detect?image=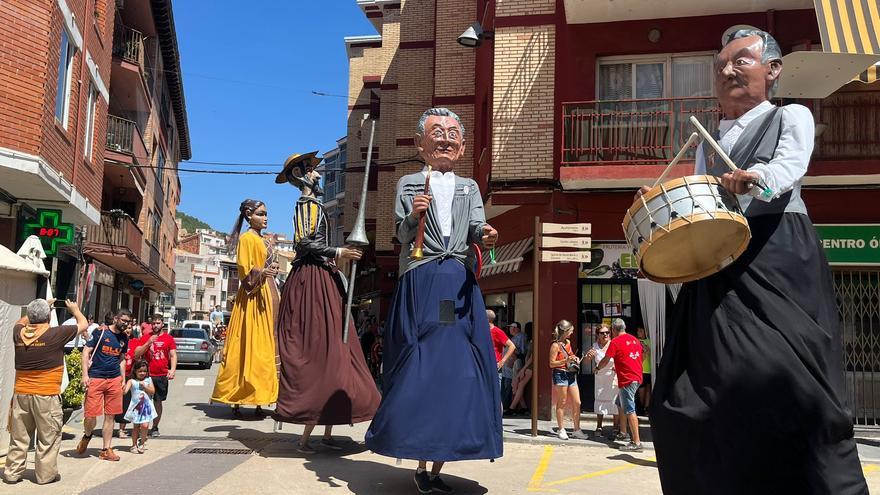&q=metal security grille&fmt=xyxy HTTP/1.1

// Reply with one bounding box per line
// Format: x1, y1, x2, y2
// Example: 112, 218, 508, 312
187, 448, 254, 455
834, 270, 880, 426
